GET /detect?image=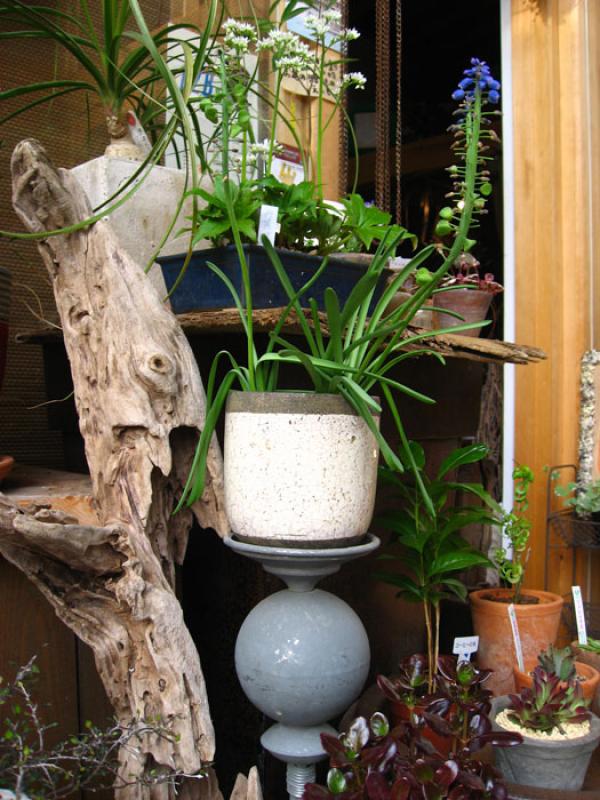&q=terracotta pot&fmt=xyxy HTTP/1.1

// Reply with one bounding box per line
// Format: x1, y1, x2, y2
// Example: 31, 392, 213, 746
469, 588, 564, 695
513, 661, 600, 700
0, 455, 14, 484
433, 288, 495, 337
390, 700, 452, 757
572, 642, 600, 716
385, 289, 434, 329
